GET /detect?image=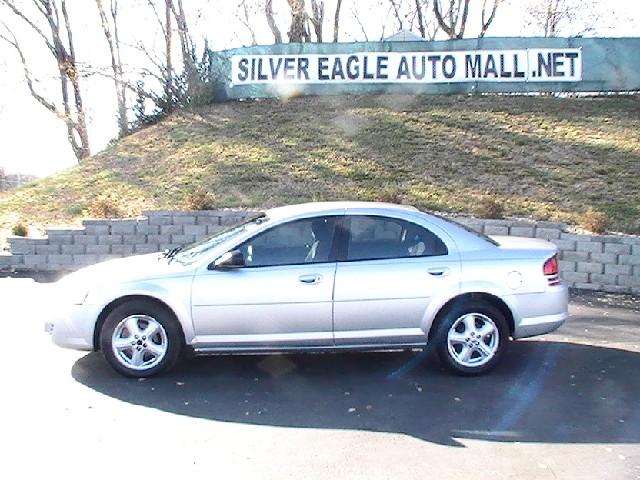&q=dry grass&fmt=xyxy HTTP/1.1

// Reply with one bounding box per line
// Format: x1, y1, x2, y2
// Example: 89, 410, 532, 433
1, 94, 639, 234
